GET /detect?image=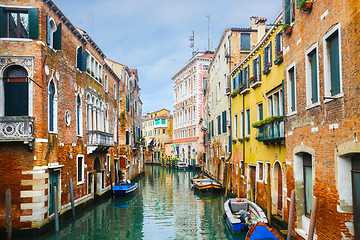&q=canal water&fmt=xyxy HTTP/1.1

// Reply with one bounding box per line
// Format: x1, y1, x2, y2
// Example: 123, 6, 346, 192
19, 165, 245, 240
